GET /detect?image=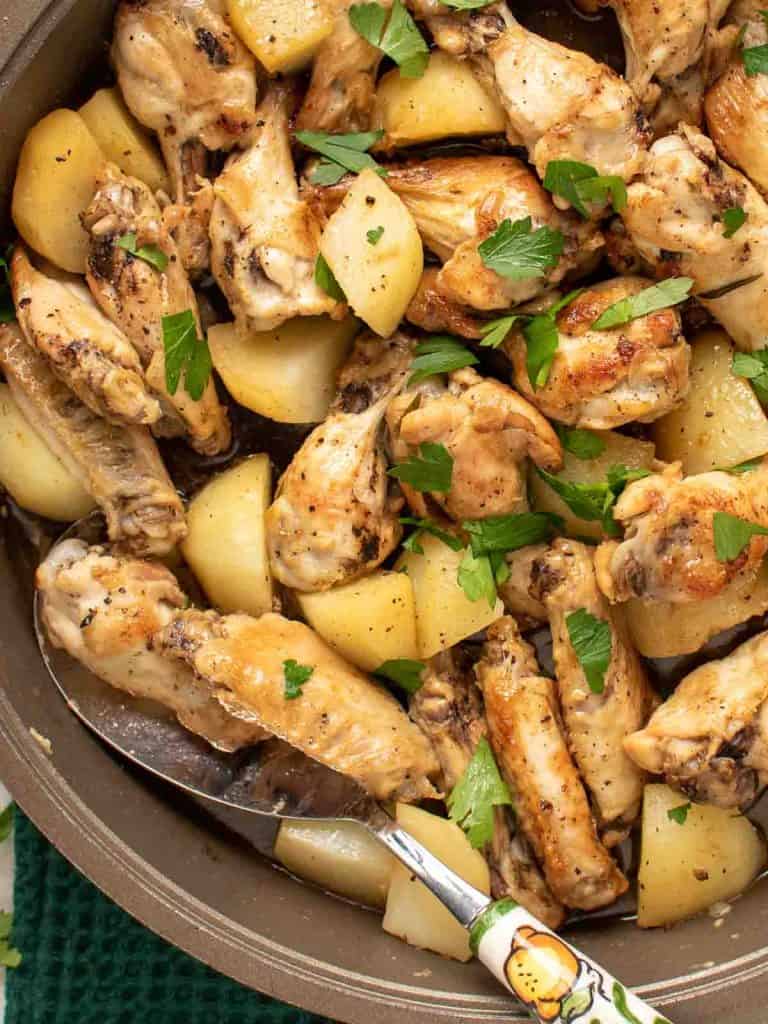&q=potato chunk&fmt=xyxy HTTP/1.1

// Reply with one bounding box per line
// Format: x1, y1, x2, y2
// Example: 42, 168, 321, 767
372, 52, 507, 149
227, 0, 334, 73
396, 532, 503, 658
79, 88, 169, 195
12, 109, 105, 273
319, 169, 423, 338
182, 456, 273, 617
208, 316, 358, 424
528, 431, 656, 540
638, 784, 766, 928
653, 329, 768, 474
0, 384, 95, 521
275, 819, 393, 908
383, 803, 490, 961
